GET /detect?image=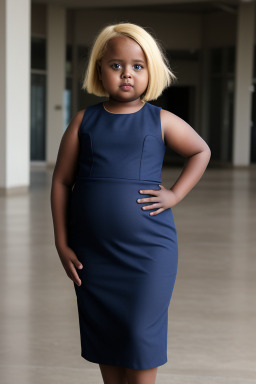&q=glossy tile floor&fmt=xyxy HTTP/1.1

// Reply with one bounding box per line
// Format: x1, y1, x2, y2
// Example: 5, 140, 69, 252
0, 165, 255, 384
